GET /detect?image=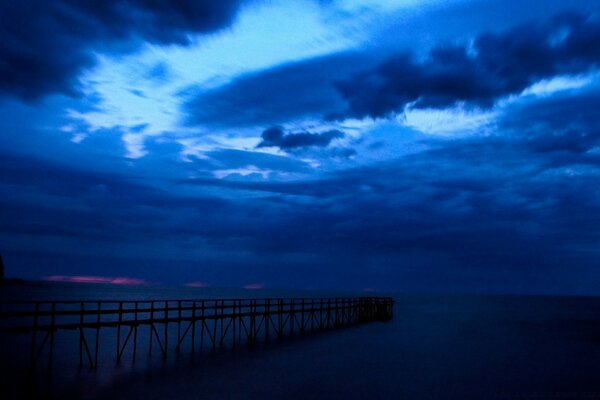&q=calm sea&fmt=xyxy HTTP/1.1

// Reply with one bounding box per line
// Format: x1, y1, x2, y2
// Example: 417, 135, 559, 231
2, 282, 600, 399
